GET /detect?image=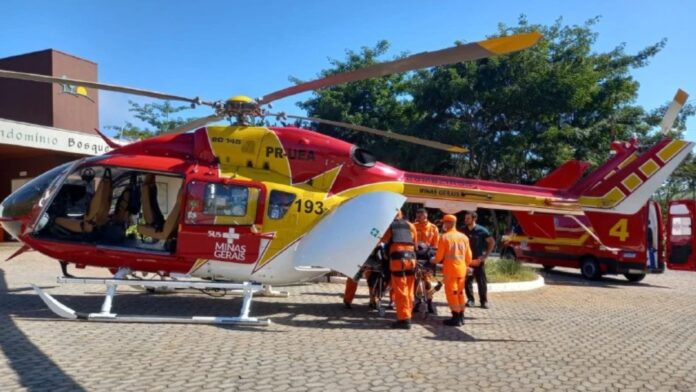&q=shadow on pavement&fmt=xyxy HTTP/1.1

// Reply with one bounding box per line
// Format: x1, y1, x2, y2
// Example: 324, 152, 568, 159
537, 268, 671, 289
0, 269, 86, 392
4, 283, 535, 342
